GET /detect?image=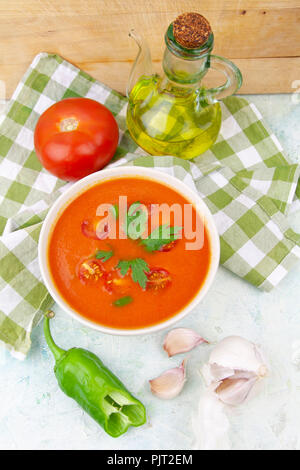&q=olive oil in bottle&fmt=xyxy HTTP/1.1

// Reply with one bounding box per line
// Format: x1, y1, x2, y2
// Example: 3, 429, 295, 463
127, 75, 222, 159
126, 13, 242, 159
